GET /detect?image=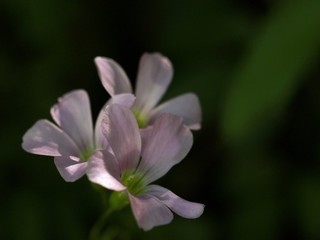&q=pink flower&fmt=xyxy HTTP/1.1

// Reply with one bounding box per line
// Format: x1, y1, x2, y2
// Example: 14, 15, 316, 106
22, 90, 135, 182
87, 104, 204, 230
94, 53, 202, 129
